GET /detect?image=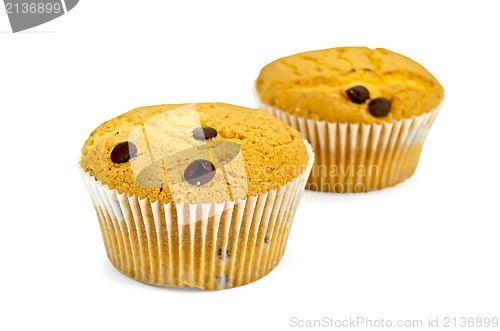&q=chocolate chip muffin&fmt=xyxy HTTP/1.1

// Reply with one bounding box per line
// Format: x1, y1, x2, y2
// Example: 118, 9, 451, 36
80, 103, 313, 290
255, 47, 444, 192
